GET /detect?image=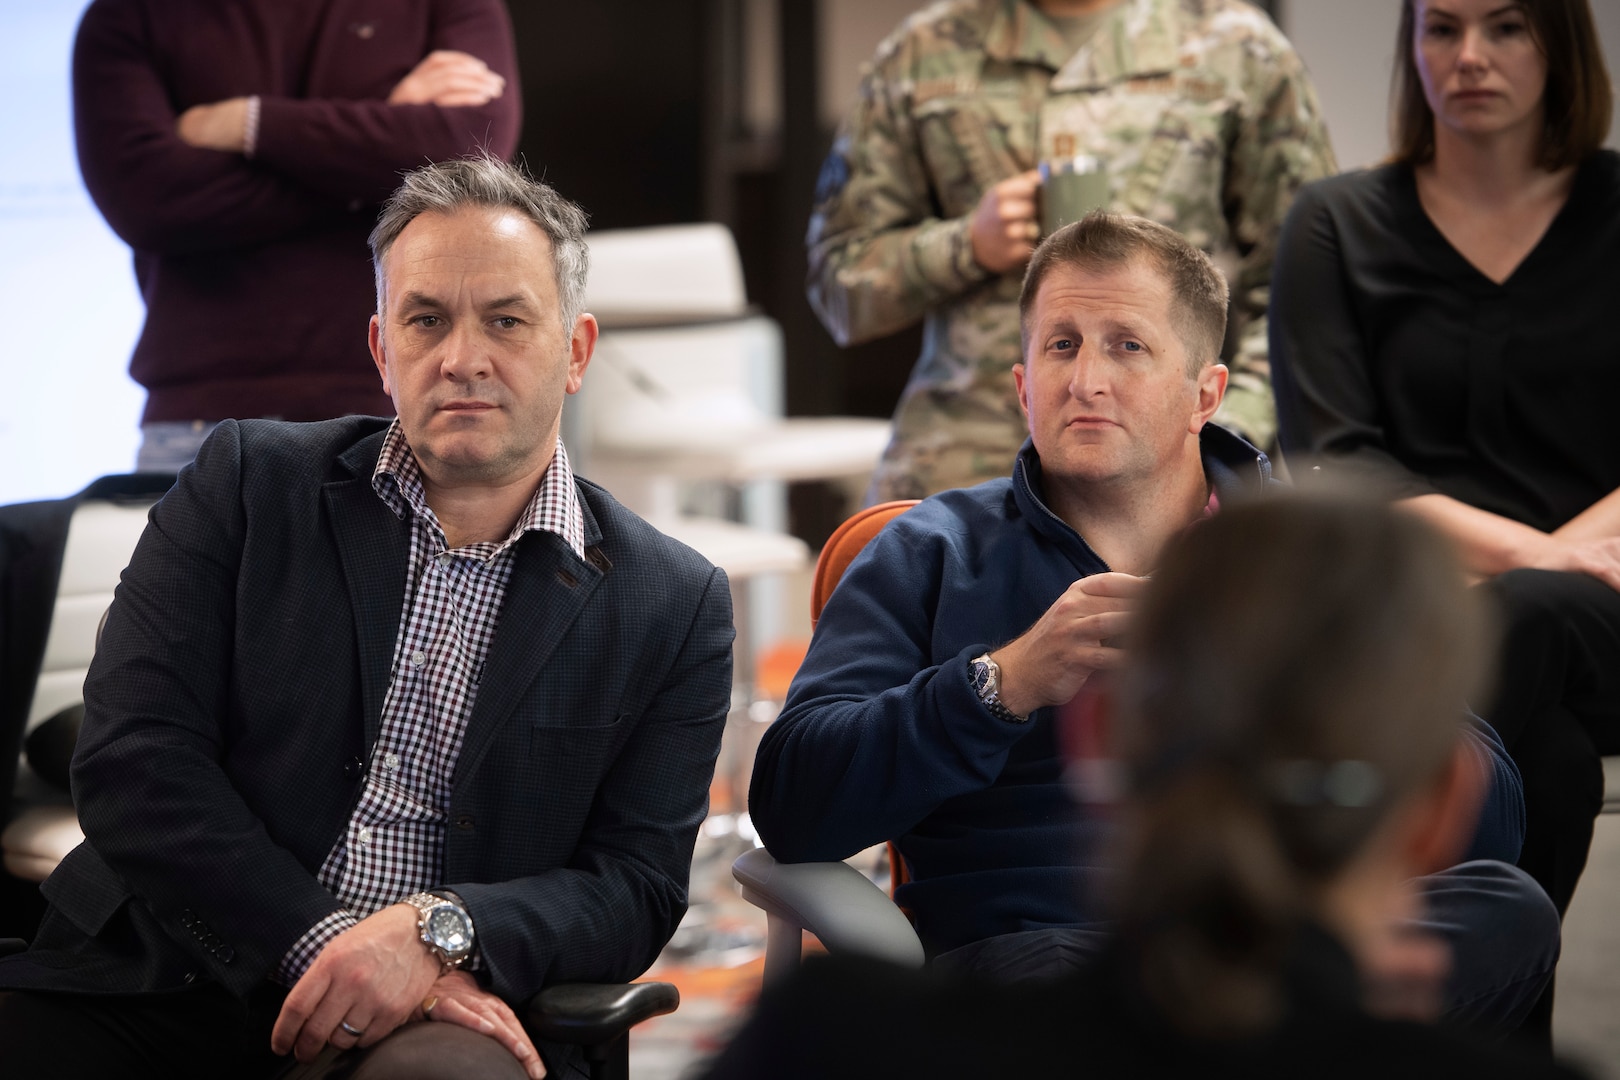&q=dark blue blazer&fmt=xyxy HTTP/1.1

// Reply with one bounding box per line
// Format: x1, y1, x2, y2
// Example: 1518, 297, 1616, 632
0, 417, 733, 1004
